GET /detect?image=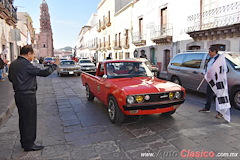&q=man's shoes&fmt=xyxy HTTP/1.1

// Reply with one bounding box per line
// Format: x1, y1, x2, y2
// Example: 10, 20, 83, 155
198, 108, 210, 112
215, 113, 223, 119
24, 144, 44, 152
